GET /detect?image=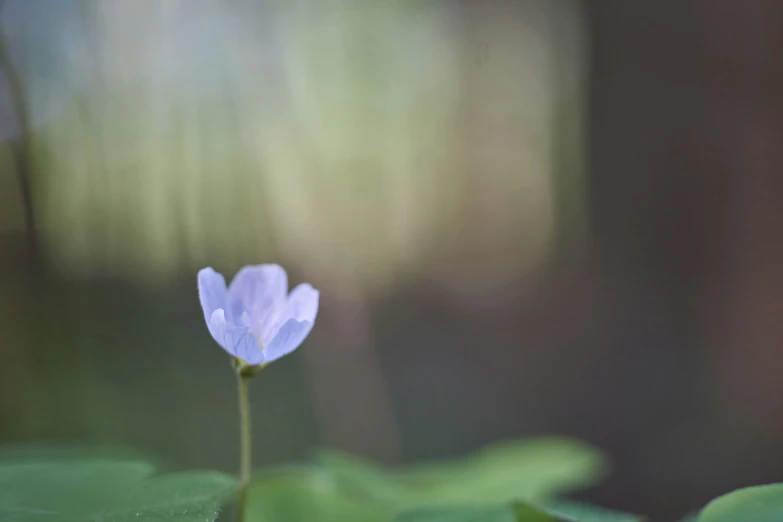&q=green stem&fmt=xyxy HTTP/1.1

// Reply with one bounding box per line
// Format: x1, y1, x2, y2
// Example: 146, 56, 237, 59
236, 370, 252, 521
